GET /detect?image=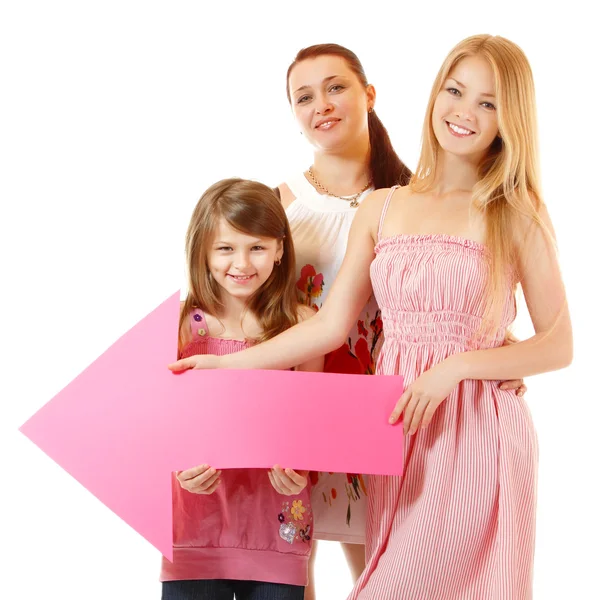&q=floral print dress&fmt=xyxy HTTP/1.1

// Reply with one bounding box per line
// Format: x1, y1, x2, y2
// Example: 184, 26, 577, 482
284, 173, 382, 544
